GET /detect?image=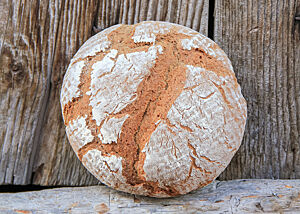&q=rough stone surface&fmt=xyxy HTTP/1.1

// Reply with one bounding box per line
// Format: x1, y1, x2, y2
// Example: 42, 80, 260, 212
0, 180, 300, 213
60, 21, 247, 197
